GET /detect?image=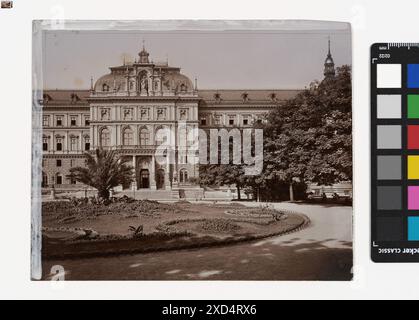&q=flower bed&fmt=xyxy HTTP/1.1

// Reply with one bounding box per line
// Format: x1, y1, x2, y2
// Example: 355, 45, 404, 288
42, 199, 310, 259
